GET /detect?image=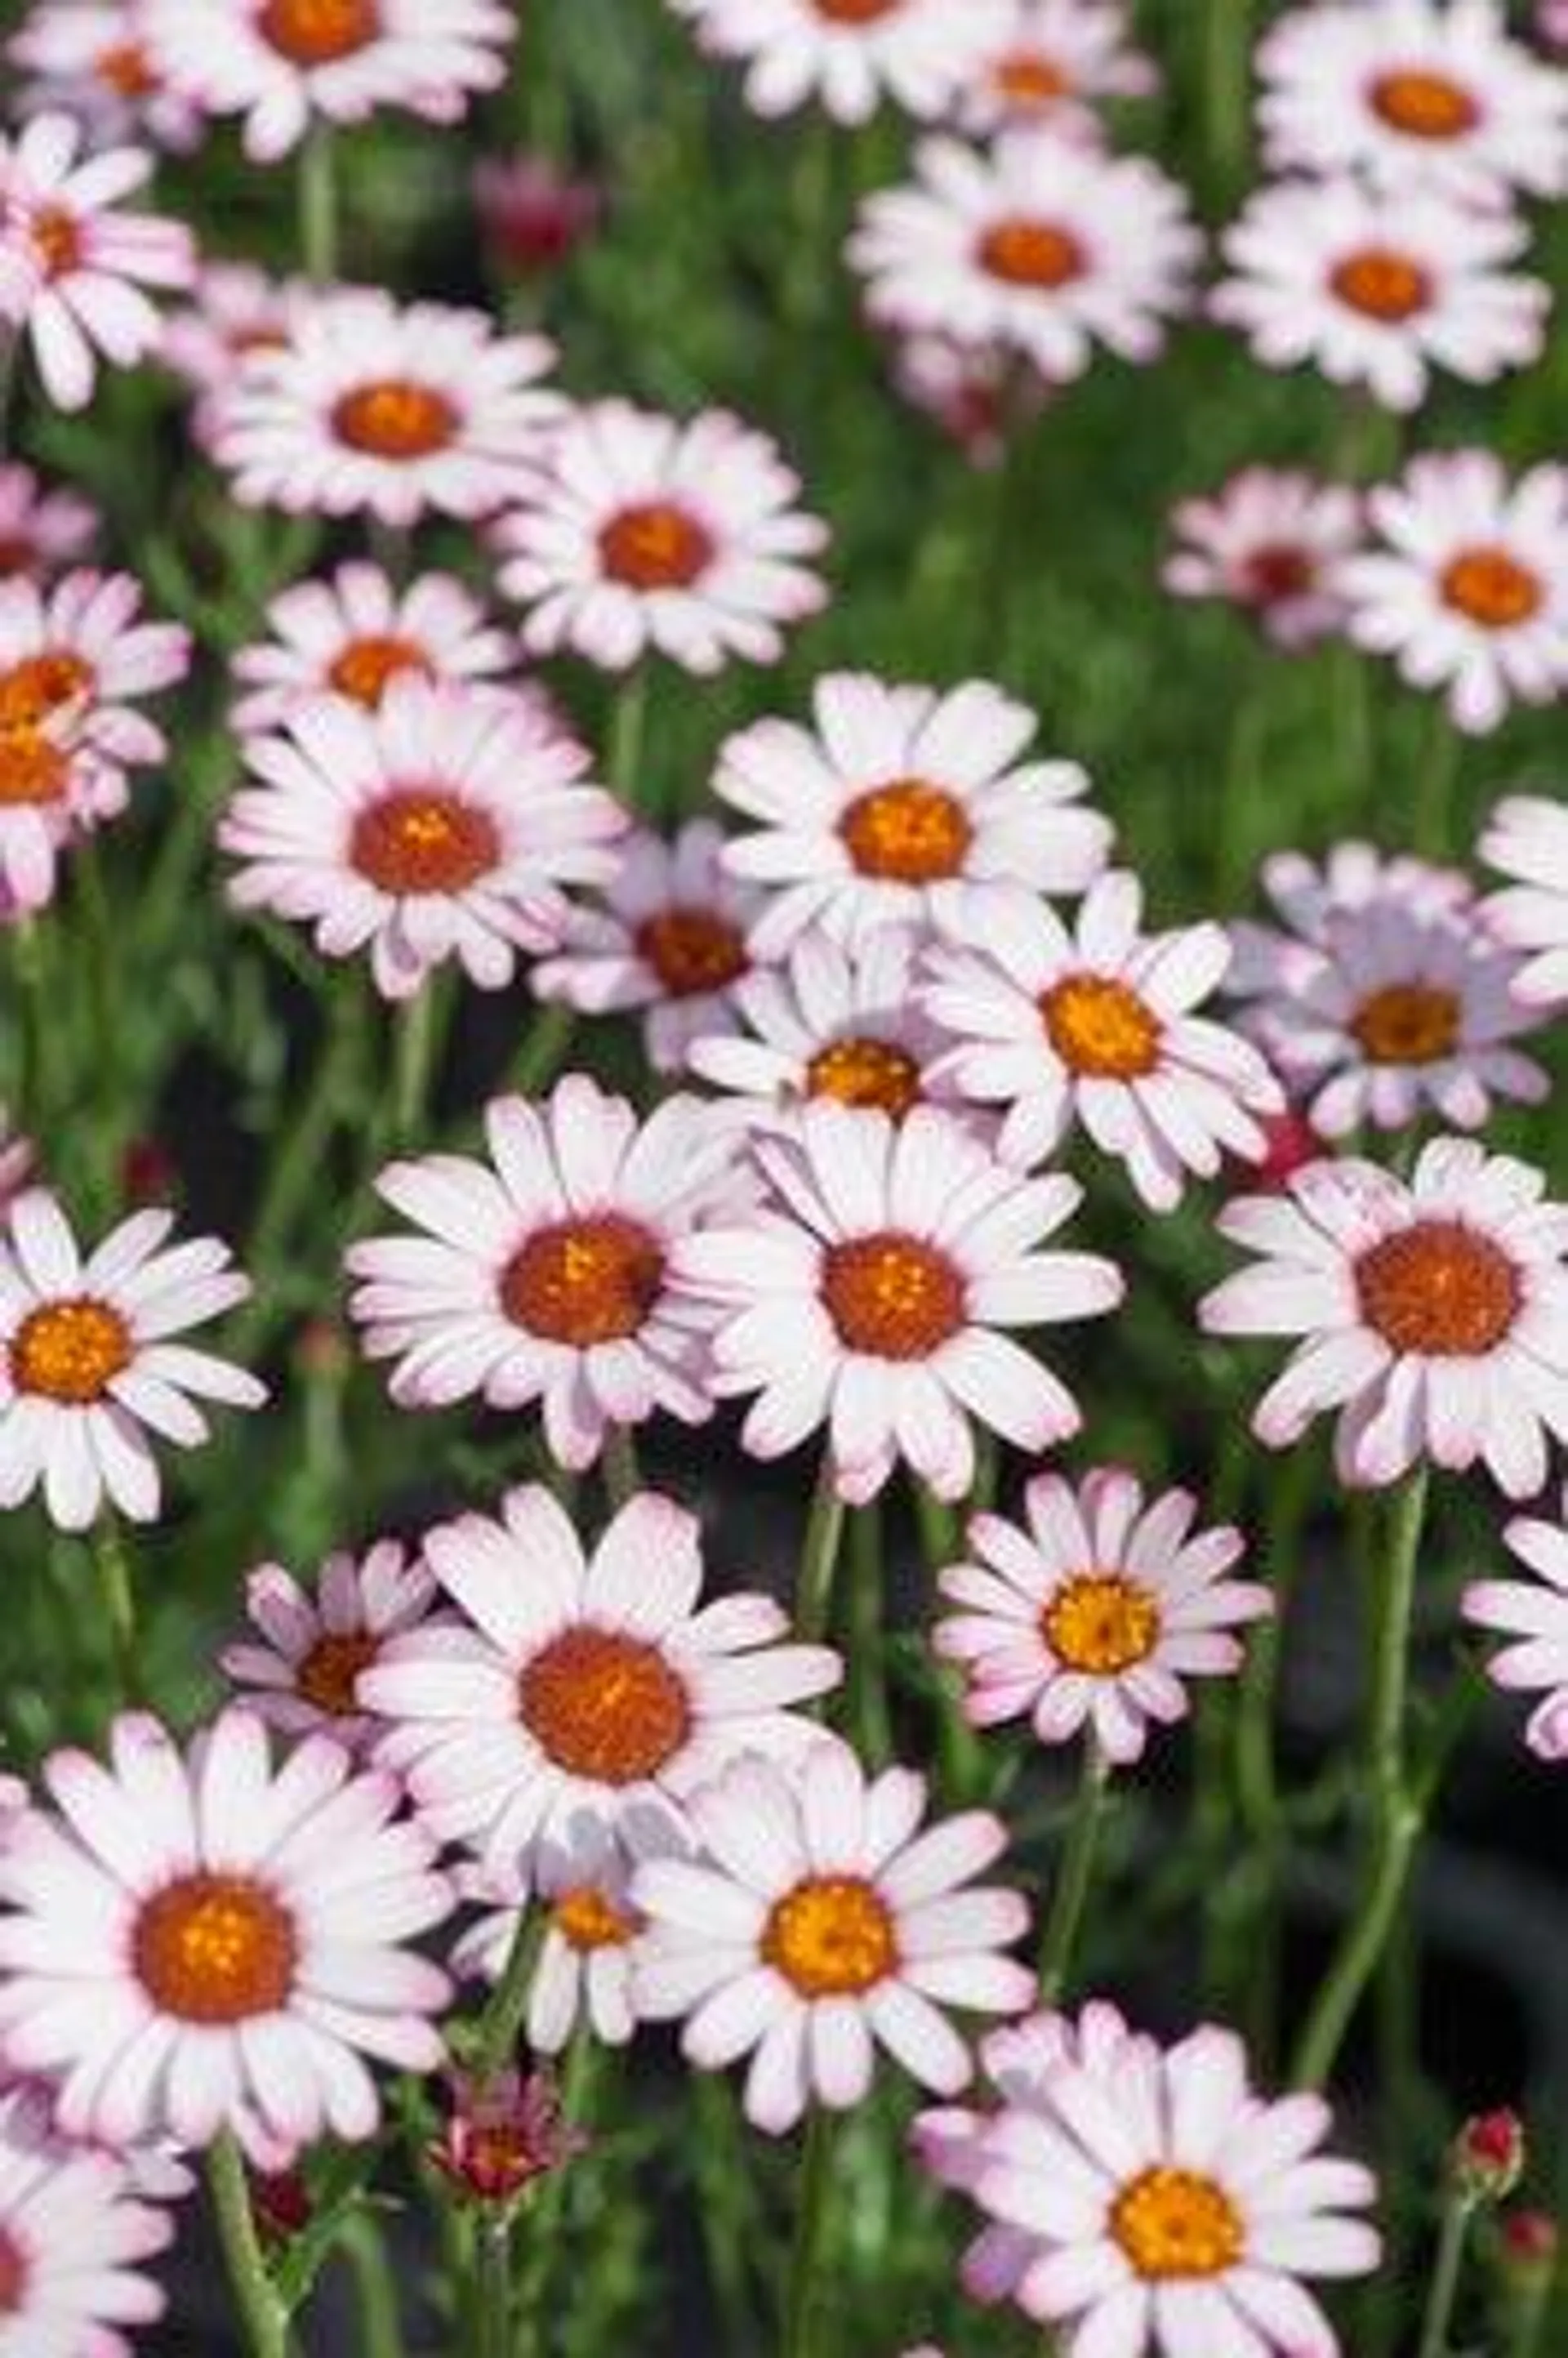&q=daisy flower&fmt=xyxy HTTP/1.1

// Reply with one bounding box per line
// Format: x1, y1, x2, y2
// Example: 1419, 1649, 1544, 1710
935, 1468, 1270, 1766
9, 2, 203, 150
670, 1102, 1124, 1504
848, 129, 1201, 386
159, 262, 306, 452
219, 676, 623, 1003
956, 0, 1157, 140
363, 1485, 840, 1879
532, 821, 766, 1076
1255, 0, 1568, 208
1163, 468, 1363, 651
1480, 794, 1568, 1006
494, 400, 830, 676
0, 110, 194, 412
715, 672, 1111, 958
0, 1709, 452, 2164
219, 1539, 439, 1754
664, 0, 1010, 126
1227, 840, 1473, 1001
1463, 1491, 1568, 1763
345, 1078, 738, 1468
0, 2084, 173, 2357
921, 872, 1283, 1210
142, 0, 514, 162
973, 2008, 1379, 2351
230, 561, 522, 733
209, 286, 564, 529
0, 1188, 265, 1532
632, 1739, 1033, 2135
0, 459, 96, 581
1339, 452, 1568, 735
1200, 1135, 1568, 1498
1212, 177, 1548, 414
